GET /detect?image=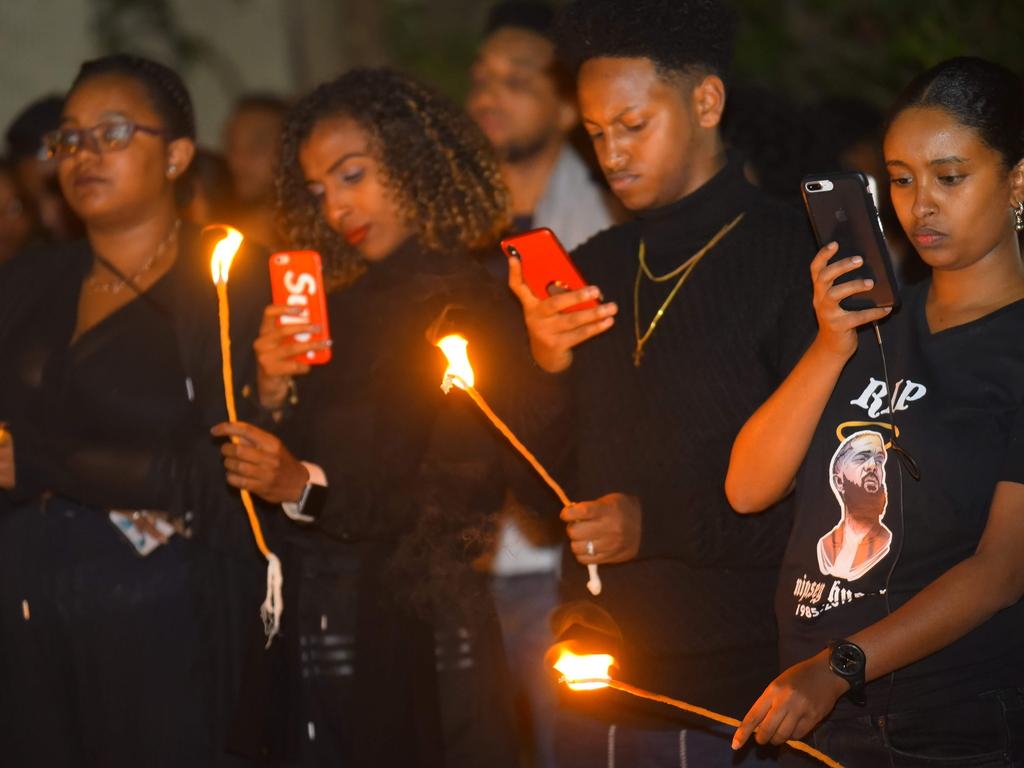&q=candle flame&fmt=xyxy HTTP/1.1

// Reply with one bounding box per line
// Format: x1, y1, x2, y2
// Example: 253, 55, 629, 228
554, 650, 614, 691
210, 226, 244, 284
437, 334, 475, 392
